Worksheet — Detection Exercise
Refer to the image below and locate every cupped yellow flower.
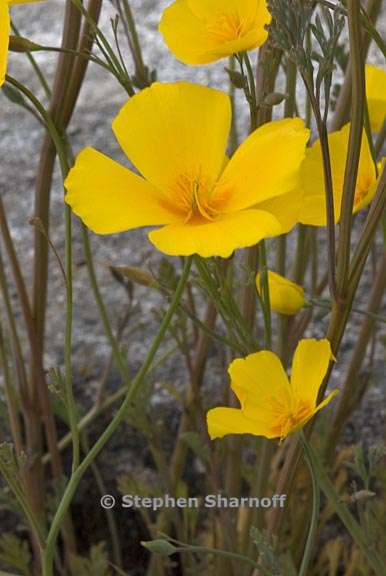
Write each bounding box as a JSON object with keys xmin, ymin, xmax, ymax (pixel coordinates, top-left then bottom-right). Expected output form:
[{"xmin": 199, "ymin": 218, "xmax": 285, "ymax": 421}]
[
  {"xmin": 207, "ymin": 339, "xmax": 337, "ymax": 441},
  {"xmin": 298, "ymin": 123, "xmax": 383, "ymax": 227},
  {"xmin": 0, "ymin": 0, "xmax": 41, "ymax": 86},
  {"xmin": 366, "ymin": 64, "xmax": 386, "ymax": 133},
  {"xmin": 159, "ymin": 0, "xmax": 271, "ymax": 65},
  {"xmin": 65, "ymin": 82, "xmax": 309, "ymax": 258},
  {"xmin": 256, "ymin": 270, "xmax": 307, "ymax": 315}
]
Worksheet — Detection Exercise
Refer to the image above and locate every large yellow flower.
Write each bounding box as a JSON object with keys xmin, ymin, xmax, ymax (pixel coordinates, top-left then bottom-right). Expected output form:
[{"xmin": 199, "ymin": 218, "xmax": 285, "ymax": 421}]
[
  {"xmin": 65, "ymin": 82, "xmax": 309, "ymax": 258},
  {"xmin": 207, "ymin": 339, "xmax": 337, "ymax": 441},
  {"xmin": 366, "ymin": 64, "xmax": 386, "ymax": 133},
  {"xmin": 159, "ymin": 0, "xmax": 271, "ymax": 65},
  {"xmin": 298, "ymin": 123, "xmax": 382, "ymax": 227},
  {"xmin": 0, "ymin": 0, "xmax": 41, "ymax": 86},
  {"xmin": 256, "ymin": 270, "xmax": 307, "ymax": 315}
]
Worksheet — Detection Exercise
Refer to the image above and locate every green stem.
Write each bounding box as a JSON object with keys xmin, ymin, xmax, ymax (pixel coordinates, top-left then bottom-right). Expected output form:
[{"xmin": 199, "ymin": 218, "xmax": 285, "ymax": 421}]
[
  {"xmin": 258, "ymin": 241, "xmax": 272, "ymax": 349},
  {"xmin": 158, "ymin": 535, "xmax": 272, "ymax": 574},
  {"xmin": 11, "ymin": 23, "xmax": 52, "ymax": 99},
  {"xmin": 120, "ymin": 0, "xmax": 149, "ymax": 85},
  {"xmin": 300, "ymin": 434, "xmax": 386, "ymax": 575},
  {"xmin": 64, "ymin": 203, "xmax": 79, "ymax": 473},
  {"xmin": 5, "ymin": 75, "xmax": 79, "ymax": 473},
  {"xmin": 41, "ymin": 257, "xmax": 193, "ymax": 575},
  {"xmin": 243, "ymin": 52, "xmax": 258, "ymax": 130},
  {"xmin": 336, "ymin": 0, "xmax": 366, "ymax": 298},
  {"xmin": 82, "ymin": 226, "xmax": 132, "ymax": 383},
  {"xmin": 310, "ymin": 298, "xmax": 386, "ymax": 324},
  {"xmin": 298, "ymin": 432, "xmax": 320, "ymax": 576},
  {"xmin": 176, "ymin": 546, "xmax": 268, "ymax": 573}
]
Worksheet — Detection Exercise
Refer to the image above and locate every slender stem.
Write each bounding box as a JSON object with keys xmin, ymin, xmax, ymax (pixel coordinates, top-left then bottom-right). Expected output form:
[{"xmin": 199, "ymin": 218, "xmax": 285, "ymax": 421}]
[
  {"xmin": 325, "ymin": 253, "xmax": 386, "ymax": 458},
  {"xmin": 43, "ymin": 344, "xmax": 178, "ymax": 464},
  {"xmin": 298, "ymin": 432, "xmax": 320, "ymax": 576},
  {"xmin": 11, "ymin": 23, "xmax": 52, "ymax": 99},
  {"xmin": 82, "ymin": 226, "xmax": 132, "ymax": 383},
  {"xmin": 120, "ymin": 0, "xmax": 149, "ymax": 85},
  {"xmin": 41, "ymin": 257, "xmax": 193, "ymax": 575},
  {"xmin": 310, "ymin": 298, "xmax": 386, "ymax": 324},
  {"xmin": 336, "ymin": 0, "xmax": 365, "ymax": 298},
  {"xmin": 258, "ymin": 241, "xmax": 272, "ymax": 349},
  {"xmin": 0, "ymin": 319, "xmax": 24, "ymax": 455},
  {"xmin": 304, "ymin": 82, "xmax": 338, "ymax": 302},
  {"xmin": 173, "ymin": 546, "xmax": 269, "ymax": 573},
  {"xmin": 81, "ymin": 434, "xmax": 122, "ymax": 568},
  {"xmin": 64, "ymin": 204, "xmax": 79, "ymax": 472}
]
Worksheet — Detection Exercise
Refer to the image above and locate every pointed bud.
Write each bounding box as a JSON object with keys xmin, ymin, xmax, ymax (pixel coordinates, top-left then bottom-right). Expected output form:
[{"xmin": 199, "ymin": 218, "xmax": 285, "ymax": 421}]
[
  {"xmin": 141, "ymin": 540, "xmax": 178, "ymax": 556},
  {"xmin": 9, "ymin": 36, "xmax": 43, "ymax": 53}
]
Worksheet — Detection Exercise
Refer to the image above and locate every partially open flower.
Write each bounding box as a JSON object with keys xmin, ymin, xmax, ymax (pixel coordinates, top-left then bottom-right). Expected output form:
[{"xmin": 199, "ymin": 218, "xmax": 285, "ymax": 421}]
[
  {"xmin": 65, "ymin": 82, "xmax": 309, "ymax": 258},
  {"xmin": 207, "ymin": 339, "xmax": 337, "ymax": 441},
  {"xmin": 1, "ymin": 0, "xmax": 42, "ymax": 86},
  {"xmin": 298, "ymin": 123, "xmax": 383, "ymax": 226},
  {"xmin": 159, "ymin": 0, "xmax": 271, "ymax": 65},
  {"xmin": 256, "ymin": 270, "xmax": 307, "ymax": 315},
  {"xmin": 366, "ymin": 64, "xmax": 386, "ymax": 133}
]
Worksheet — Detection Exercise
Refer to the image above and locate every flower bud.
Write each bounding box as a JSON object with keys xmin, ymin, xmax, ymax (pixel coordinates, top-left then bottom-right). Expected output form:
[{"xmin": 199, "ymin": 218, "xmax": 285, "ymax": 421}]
[
  {"xmin": 9, "ymin": 36, "xmax": 42, "ymax": 53},
  {"xmin": 141, "ymin": 539, "xmax": 178, "ymax": 556},
  {"xmin": 256, "ymin": 270, "xmax": 307, "ymax": 315}
]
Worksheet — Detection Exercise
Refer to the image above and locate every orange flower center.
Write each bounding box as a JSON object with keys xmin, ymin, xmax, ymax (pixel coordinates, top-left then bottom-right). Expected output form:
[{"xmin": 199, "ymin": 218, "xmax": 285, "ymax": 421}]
[
  {"xmin": 206, "ymin": 12, "xmax": 254, "ymax": 43},
  {"xmin": 271, "ymin": 401, "xmax": 312, "ymax": 440},
  {"xmin": 161, "ymin": 171, "xmax": 221, "ymax": 224}
]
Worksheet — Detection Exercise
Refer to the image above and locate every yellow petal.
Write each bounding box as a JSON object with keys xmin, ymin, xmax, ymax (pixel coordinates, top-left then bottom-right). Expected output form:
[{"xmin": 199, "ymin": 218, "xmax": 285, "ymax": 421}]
[
  {"xmin": 257, "ymin": 187, "xmax": 302, "ymax": 234},
  {"xmin": 290, "ymin": 339, "xmax": 333, "ymax": 407},
  {"xmin": 207, "ymin": 407, "xmax": 277, "ymax": 440},
  {"xmin": 65, "ymin": 148, "xmax": 179, "ymax": 234},
  {"xmin": 112, "ymin": 82, "xmax": 231, "ymax": 193},
  {"xmin": 0, "ymin": 1, "xmax": 10, "ymax": 87},
  {"xmin": 214, "ymin": 118, "xmax": 309, "ymax": 212},
  {"xmin": 159, "ymin": 0, "xmax": 271, "ymax": 65},
  {"xmin": 228, "ymin": 350, "xmax": 290, "ymax": 411},
  {"xmin": 366, "ymin": 64, "xmax": 386, "ymax": 133},
  {"xmin": 148, "ymin": 208, "xmax": 281, "ymax": 257},
  {"xmin": 299, "ymin": 124, "xmax": 378, "ymax": 226},
  {"xmin": 256, "ymin": 270, "xmax": 306, "ymax": 315}
]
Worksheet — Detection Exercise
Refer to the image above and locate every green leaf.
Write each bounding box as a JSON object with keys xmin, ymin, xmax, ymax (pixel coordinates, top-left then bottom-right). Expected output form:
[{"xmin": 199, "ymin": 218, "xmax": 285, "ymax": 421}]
[{"xmin": 0, "ymin": 534, "xmax": 31, "ymax": 576}]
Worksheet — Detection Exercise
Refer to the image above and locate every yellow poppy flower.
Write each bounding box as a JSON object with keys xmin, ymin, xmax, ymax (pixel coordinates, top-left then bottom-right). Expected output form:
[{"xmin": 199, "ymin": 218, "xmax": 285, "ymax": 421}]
[
  {"xmin": 298, "ymin": 123, "xmax": 383, "ymax": 227},
  {"xmin": 65, "ymin": 82, "xmax": 309, "ymax": 258},
  {"xmin": 366, "ymin": 64, "xmax": 386, "ymax": 133},
  {"xmin": 207, "ymin": 339, "xmax": 337, "ymax": 441},
  {"xmin": 256, "ymin": 270, "xmax": 307, "ymax": 315},
  {"xmin": 159, "ymin": 0, "xmax": 271, "ymax": 65},
  {"xmin": 0, "ymin": 0, "xmax": 41, "ymax": 87}
]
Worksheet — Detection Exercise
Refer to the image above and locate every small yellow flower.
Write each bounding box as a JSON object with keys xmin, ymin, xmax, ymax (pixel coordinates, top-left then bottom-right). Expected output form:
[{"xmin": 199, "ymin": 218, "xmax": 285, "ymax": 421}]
[
  {"xmin": 256, "ymin": 270, "xmax": 307, "ymax": 315},
  {"xmin": 65, "ymin": 82, "xmax": 309, "ymax": 258},
  {"xmin": 298, "ymin": 123, "xmax": 383, "ymax": 226},
  {"xmin": 159, "ymin": 0, "xmax": 271, "ymax": 65},
  {"xmin": 1, "ymin": 0, "xmax": 42, "ymax": 86},
  {"xmin": 366, "ymin": 64, "xmax": 386, "ymax": 133},
  {"xmin": 207, "ymin": 339, "xmax": 337, "ymax": 441}
]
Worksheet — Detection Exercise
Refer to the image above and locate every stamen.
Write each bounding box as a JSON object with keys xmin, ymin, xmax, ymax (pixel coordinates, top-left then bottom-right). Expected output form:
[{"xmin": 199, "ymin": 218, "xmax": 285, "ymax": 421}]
[{"xmin": 205, "ymin": 12, "xmax": 253, "ymax": 43}]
